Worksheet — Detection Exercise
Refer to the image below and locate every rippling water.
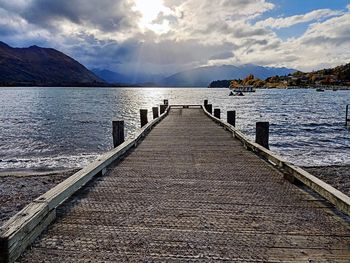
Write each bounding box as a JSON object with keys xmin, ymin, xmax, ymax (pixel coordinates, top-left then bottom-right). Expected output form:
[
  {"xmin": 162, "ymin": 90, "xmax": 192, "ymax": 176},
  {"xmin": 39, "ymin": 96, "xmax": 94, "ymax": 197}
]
[{"xmin": 0, "ymin": 87, "xmax": 349, "ymax": 170}]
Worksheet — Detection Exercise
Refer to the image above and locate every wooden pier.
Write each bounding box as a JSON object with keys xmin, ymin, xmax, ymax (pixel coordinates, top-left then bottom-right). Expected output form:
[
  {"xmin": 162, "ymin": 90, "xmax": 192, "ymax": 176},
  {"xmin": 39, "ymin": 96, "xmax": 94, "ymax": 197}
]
[{"xmin": 1, "ymin": 104, "xmax": 350, "ymax": 262}]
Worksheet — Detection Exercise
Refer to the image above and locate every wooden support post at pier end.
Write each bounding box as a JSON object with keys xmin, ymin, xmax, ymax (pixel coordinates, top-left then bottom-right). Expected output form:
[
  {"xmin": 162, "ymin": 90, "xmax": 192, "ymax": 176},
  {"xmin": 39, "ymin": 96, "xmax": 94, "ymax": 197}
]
[
  {"xmin": 152, "ymin": 107, "xmax": 159, "ymax": 119},
  {"xmin": 163, "ymin": 99, "xmax": 169, "ymax": 105},
  {"xmin": 206, "ymin": 104, "xmax": 213, "ymax": 114},
  {"xmin": 214, "ymin": 108, "xmax": 221, "ymax": 119},
  {"xmin": 227, "ymin": 111, "xmax": 236, "ymax": 127},
  {"xmin": 160, "ymin": 105, "xmax": 167, "ymax": 115},
  {"xmin": 204, "ymin": 100, "xmax": 208, "ymax": 106},
  {"xmin": 140, "ymin": 109, "xmax": 148, "ymax": 128},
  {"xmin": 112, "ymin": 120, "xmax": 125, "ymax": 148},
  {"xmin": 346, "ymin": 104, "xmax": 349, "ymax": 126},
  {"xmin": 256, "ymin": 122, "xmax": 269, "ymax": 149}
]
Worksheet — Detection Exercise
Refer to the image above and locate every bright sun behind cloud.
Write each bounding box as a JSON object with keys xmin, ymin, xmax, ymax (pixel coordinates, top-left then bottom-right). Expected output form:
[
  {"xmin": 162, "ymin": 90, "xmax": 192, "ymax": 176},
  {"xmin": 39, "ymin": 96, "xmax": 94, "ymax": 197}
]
[{"xmin": 133, "ymin": 0, "xmax": 172, "ymax": 34}]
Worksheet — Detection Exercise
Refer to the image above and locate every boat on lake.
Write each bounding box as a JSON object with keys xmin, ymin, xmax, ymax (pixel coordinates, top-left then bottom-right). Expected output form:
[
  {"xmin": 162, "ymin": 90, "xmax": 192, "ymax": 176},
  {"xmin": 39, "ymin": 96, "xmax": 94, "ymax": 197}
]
[
  {"xmin": 229, "ymin": 91, "xmax": 244, "ymax": 96},
  {"xmin": 233, "ymin": 85, "xmax": 256, "ymax": 92}
]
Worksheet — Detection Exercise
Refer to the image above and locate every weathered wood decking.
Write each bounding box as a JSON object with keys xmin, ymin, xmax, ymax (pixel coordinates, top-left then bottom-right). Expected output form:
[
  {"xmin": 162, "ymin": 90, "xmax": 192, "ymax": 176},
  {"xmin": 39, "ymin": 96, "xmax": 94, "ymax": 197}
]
[{"xmin": 13, "ymin": 107, "xmax": 350, "ymax": 261}]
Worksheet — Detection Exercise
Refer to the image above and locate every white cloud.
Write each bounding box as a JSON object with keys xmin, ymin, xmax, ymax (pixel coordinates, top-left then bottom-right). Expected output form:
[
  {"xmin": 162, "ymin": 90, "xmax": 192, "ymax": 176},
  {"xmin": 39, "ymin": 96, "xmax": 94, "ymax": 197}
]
[
  {"xmin": 256, "ymin": 9, "xmax": 344, "ymax": 29},
  {"xmin": 242, "ymin": 13, "xmax": 350, "ymax": 71}
]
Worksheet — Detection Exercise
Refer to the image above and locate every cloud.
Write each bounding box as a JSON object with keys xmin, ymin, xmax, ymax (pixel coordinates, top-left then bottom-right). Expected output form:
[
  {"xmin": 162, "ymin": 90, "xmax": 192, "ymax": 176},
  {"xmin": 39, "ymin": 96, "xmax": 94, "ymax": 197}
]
[
  {"xmin": 256, "ymin": 9, "xmax": 344, "ymax": 29},
  {"xmin": 241, "ymin": 13, "xmax": 350, "ymax": 71},
  {"xmin": 22, "ymin": 0, "xmax": 139, "ymax": 33},
  {"xmin": 0, "ymin": 0, "xmax": 349, "ymax": 74},
  {"xmin": 210, "ymin": 52, "xmax": 235, "ymax": 61}
]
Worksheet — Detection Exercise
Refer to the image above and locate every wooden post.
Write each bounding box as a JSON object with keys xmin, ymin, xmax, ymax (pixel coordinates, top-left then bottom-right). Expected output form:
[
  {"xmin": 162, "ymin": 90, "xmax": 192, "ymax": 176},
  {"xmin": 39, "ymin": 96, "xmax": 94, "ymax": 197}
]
[
  {"xmin": 160, "ymin": 104, "xmax": 167, "ymax": 114},
  {"xmin": 112, "ymin": 120, "xmax": 124, "ymax": 148},
  {"xmin": 204, "ymin": 100, "xmax": 208, "ymax": 106},
  {"xmin": 152, "ymin": 107, "xmax": 159, "ymax": 119},
  {"xmin": 227, "ymin": 111, "xmax": 236, "ymax": 126},
  {"xmin": 214, "ymin": 108, "xmax": 221, "ymax": 119},
  {"xmin": 206, "ymin": 104, "xmax": 213, "ymax": 114},
  {"xmin": 140, "ymin": 109, "xmax": 148, "ymax": 128},
  {"xmin": 163, "ymin": 99, "xmax": 169, "ymax": 105},
  {"xmin": 256, "ymin": 122, "xmax": 269, "ymax": 149},
  {"xmin": 346, "ymin": 105, "xmax": 349, "ymax": 126}
]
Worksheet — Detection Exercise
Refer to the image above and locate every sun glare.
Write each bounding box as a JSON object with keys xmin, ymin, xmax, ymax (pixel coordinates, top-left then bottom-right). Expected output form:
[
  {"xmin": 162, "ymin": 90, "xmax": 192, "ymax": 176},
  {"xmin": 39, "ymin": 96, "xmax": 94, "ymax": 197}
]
[{"xmin": 133, "ymin": 0, "xmax": 171, "ymax": 34}]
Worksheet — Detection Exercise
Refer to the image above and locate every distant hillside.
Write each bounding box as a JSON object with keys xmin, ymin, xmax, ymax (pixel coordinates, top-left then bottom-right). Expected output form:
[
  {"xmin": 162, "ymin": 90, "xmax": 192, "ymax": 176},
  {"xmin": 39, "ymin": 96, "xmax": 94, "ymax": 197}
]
[
  {"xmin": 91, "ymin": 68, "xmax": 130, "ymax": 84},
  {"xmin": 0, "ymin": 42, "xmax": 105, "ymax": 86},
  {"xmin": 297, "ymin": 63, "xmax": 350, "ymax": 84},
  {"xmin": 216, "ymin": 63, "xmax": 350, "ymax": 88},
  {"xmin": 160, "ymin": 64, "xmax": 295, "ymax": 87}
]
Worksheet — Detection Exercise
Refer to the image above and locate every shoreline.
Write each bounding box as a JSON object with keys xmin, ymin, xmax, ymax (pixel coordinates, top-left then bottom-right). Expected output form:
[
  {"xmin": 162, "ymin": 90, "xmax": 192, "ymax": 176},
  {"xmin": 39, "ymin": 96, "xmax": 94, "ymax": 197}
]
[
  {"xmin": 0, "ymin": 168, "xmax": 78, "ymax": 178},
  {"xmin": 0, "ymin": 168, "xmax": 80, "ymax": 226}
]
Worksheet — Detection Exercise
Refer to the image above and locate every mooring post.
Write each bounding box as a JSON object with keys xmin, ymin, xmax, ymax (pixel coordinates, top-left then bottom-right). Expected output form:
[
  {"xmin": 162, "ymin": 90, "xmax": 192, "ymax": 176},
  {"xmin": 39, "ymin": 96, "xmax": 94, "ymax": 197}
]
[
  {"xmin": 256, "ymin": 122, "xmax": 269, "ymax": 149},
  {"xmin": 112, "ymin": 120, "xmax": 125, "ymax": 148},
  {"xmin": 140, "ymin": 109, "xmax": 148, "ymax": 128},
  {"xmin": 160, "ymin": 104, "xmax": 167, "ymax": 114},
  {"xmin": 346, "ymin": 105, "xmax": 349, "ymax": 126},
  {"xmin": 206, "ymin": 104, "xmax": 213, "ymax": 114},
  {"xmin": 204, "ymin": 100, "xmax": 208, "ymax": 106},
  {"xmin": 152, "ymin": 107, "xmax": 159, "ymax": 119},
  {"xmin": 227, "ymin": 111, "xmax": 236, "ymax": 126},
  {"xmin": 214, "ymin": 108, "xmax": 221, "ymax": 119},
  {"xmin": 164, "ymin": 99, "xmax": 169, "ymax": 105}
]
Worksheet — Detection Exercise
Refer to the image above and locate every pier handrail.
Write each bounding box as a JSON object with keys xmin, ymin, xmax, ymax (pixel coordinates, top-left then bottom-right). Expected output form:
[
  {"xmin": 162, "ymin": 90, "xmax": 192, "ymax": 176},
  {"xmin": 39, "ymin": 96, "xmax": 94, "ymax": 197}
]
[
  {"xmin": 202, "ymin": 105, "xmax": 350, "ymax": 217},
  {"xmin": 0, "ymin": 105, "xmax": 171, "ymax": 263}
]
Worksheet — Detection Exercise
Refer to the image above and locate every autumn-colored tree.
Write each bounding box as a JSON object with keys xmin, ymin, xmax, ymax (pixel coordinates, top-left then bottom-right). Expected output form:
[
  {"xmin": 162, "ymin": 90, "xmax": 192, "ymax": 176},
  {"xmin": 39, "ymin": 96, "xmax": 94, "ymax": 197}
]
[
  {"xmin": 253, "ymin": 80, "xmax": 265, "ymax": 88},
  {"xmin": 229, "ymin": 80, "xmax": 240, "ymax": 88}
]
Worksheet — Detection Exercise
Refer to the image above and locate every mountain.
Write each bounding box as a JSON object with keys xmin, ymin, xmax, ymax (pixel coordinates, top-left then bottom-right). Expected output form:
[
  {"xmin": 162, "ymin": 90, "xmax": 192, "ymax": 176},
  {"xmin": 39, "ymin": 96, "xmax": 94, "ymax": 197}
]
[
  {"xmin": 160, "ymin": 64, "xmax": 295, "ymax": 87},
  {"xmin": 0, "ymin": 42, "xmax": 105, "ymax": 86},
  {"xmin": 92, "ymin": 68, "xmax": 165, "ymax": 85},
  {"xmin": 91, "ymin": 68, "xmax": 130, "ymax": 84}
]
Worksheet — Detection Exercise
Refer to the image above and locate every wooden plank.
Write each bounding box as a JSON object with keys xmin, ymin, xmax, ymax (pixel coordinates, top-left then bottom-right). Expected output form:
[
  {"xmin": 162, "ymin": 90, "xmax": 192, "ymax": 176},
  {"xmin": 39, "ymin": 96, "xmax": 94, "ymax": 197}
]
[
  {"xmin": 0, "ymin": 106, "xmax": 170, "ymax": 263},
  {"xmin": 202, "ymin": 105, "xmax": 350, "ymax": 217},
  {"xmin": 8, "ymin": 210, "xmax": 55, "ymax": 263},
  {"xmin": 0, "ymin": 203, "xmax": 50, "ymax": 263}
]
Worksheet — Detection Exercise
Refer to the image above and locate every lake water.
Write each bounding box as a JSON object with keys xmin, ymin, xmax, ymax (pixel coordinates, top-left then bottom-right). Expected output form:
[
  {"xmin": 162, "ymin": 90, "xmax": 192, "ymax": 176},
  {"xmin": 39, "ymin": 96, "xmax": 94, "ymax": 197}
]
[{"xmin": 0, "ymin": 87, "xmax": 349, "ymax": 171}]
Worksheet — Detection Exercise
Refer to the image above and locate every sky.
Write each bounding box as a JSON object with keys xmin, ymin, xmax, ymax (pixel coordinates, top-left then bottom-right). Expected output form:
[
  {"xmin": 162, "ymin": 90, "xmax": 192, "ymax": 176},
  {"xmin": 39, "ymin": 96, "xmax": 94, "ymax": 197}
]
[{"xmin": 0, "ymin": 0, "xmax": 350, "ymax": 75}]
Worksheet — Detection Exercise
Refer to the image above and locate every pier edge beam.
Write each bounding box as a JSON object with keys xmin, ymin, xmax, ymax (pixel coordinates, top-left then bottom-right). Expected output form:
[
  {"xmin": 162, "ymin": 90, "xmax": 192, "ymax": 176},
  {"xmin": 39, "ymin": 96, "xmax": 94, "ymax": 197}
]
[
  {"xmin": 140, "ymin": 109, "xmax": 148, "ymax": 128},
  {"xmin": 256, "ymin": 121, "xmax": 270, "ymax": 149},
  {"xmin": 214, "ymin": 108, "xmax": 221, "ymax": 119},
  {"xmin": 152, "ymin": 107, "xmax": 159, "ymax": 119},
  {"xmin": 227, "ymin": 110, "xmax": 236, "ymax": 126},
  {"xmin": 112, "ymin": 120, "xmax": 125, "ymax": 148}
]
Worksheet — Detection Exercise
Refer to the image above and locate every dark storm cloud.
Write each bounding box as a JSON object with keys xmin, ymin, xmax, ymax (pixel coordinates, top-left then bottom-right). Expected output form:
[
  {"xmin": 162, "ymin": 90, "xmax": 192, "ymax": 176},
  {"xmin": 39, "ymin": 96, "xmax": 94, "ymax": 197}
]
[{"xmin": 21, "ymin": 0, "xmax": 138, "ymax": 32}]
